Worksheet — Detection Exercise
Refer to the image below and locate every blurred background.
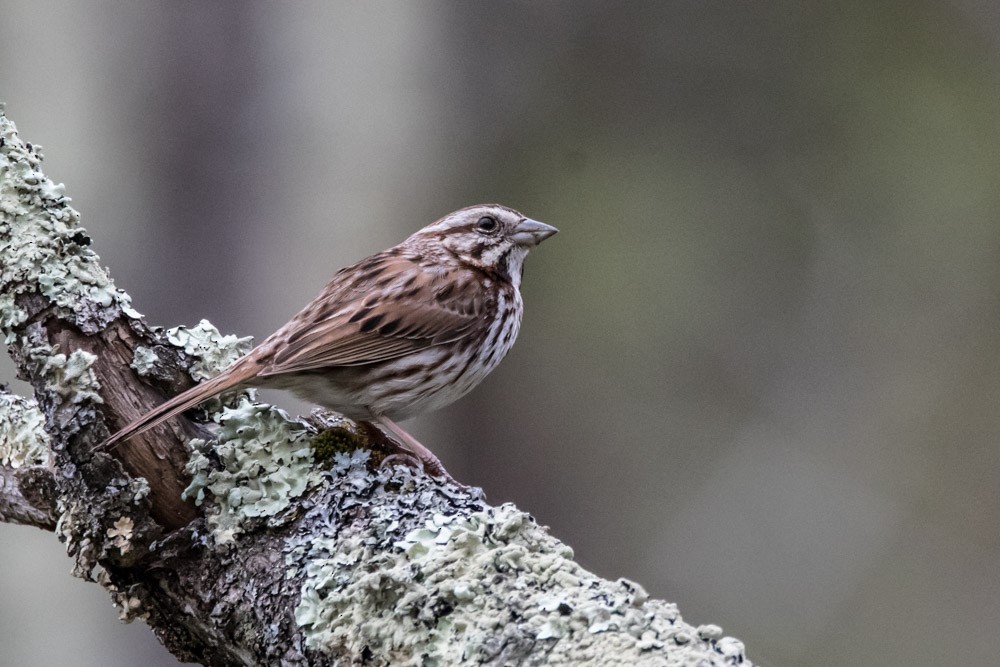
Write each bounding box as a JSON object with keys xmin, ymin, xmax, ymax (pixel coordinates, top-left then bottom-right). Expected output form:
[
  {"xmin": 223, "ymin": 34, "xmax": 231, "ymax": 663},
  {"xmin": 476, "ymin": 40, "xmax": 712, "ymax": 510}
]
[{"xmin": 2, "ymin": 1, "xmax": 1000, "ymax": 665}]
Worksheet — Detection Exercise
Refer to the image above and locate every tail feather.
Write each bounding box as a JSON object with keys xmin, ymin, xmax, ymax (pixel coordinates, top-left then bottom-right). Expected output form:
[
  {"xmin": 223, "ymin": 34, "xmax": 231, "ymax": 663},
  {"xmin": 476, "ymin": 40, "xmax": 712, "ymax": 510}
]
[{"xmin": 101, "ymin": 361, "xmax": 259, "ymax": 451}]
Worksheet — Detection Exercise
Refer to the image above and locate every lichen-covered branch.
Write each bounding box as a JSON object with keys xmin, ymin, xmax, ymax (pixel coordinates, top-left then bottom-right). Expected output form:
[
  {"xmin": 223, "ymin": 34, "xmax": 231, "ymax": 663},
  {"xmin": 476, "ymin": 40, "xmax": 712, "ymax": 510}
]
[
  {"xmin": 0, "ymin": 391, "xmax": 57, "ymax": 529},
  {"xmin": 0, "ymin": 106, "xmax": 754, "ymax": 666}
]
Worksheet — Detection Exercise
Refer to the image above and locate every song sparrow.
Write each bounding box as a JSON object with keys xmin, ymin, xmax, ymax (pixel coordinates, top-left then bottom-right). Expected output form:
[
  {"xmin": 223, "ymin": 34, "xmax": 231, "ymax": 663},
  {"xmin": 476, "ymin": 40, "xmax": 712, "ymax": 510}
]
[{"xmin": 102, "ymin": 204, "xmax": 557, "ymax": 482}]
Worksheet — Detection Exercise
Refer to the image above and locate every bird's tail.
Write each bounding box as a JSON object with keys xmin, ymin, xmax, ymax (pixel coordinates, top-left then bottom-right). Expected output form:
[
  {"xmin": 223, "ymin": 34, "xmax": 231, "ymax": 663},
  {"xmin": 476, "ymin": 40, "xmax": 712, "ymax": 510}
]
[{"xmin": 100, "ymin": 360, "xmax": 260, "ymax": 451}]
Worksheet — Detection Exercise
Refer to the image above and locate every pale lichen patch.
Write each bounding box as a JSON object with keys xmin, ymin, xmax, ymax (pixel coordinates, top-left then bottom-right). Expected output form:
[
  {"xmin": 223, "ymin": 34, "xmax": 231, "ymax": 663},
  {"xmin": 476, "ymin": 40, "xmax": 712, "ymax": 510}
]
[
  {"xmin": 292, "ymin": 500, "xmax": 749, "ymax": 665},
  {"xmin": 17, "ymin": 329, "xmax": 103, "ymax": 405},
  {"xmin": 0, "ymin": 392, "xmax": 49, "ymax": 467},
  {"xmin": 0, "ymin": 112, "xmax": 131, "ymax": 340},
  {"xmin": 183, "ymin": 398, "xmax": 317, "ymax": 543},
  {"xmin": 130, "ymin": 345, "xmax": 160, "ymax": 376},
  {"xmin": 107, "ymin": 516, "xmax": 135, "ymax": 554},
  {"xmin": 165, "ymin": 319, "xmax": 252, "ymax": 381},
  {"xmin": 51, "ymin": 349, "xmax": 102, "ymax": 404}
]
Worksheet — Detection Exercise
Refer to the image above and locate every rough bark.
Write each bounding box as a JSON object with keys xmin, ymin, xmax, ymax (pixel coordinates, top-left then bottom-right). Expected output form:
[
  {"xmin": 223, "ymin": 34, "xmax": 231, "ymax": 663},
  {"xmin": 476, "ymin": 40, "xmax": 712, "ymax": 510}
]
[
  {"xmin": 0, "ymin": 458, "xmax": 58, "ymax": 529},
  {"xmin": 0, "ymin": 107, "xmax": 754, "ymax": 666}
]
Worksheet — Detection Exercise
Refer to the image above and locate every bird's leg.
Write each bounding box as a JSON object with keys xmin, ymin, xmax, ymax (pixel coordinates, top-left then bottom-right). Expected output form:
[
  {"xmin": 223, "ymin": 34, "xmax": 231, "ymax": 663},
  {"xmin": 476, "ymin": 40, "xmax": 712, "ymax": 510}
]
[{"xmin": 368, "ymin": 413, "xmax": 460, "ymax": 486}]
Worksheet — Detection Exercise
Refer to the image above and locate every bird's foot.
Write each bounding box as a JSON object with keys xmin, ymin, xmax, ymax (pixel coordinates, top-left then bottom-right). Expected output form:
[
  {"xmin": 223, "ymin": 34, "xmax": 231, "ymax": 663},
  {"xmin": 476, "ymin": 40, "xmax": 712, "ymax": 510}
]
[{"xmin": 362, "ymin": 416, "xmax": 464, "ymax": 488}]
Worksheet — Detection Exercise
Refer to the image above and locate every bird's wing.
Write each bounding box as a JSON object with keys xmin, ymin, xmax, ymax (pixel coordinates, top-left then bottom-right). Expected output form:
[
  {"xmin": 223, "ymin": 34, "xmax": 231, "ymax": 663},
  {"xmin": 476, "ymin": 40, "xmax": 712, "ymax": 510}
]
[{"xmin": 261, "ymin": 254, "xmax": 490, "ymax": 375}]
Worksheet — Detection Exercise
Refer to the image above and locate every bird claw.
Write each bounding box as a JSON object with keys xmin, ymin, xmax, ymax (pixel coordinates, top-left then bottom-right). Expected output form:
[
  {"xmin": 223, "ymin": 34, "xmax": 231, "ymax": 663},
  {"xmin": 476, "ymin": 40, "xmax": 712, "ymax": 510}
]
[
  {"xmin": 379, "ymin": 445, "xmax": 465, "ymax": 489},
  {"xmin": 361, "ymin": 418, "xmax": 464, "ymax": 488},
  {"xmin": 379, "ymin": 452, "xmax": 424, "ymax": 472}
]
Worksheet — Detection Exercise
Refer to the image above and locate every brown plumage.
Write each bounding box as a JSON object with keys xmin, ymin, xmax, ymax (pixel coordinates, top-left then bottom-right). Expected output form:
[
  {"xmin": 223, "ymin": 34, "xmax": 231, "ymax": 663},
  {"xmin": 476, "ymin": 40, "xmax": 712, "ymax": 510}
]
[{"xmin": 101, "ymin": 204, "xmax": 557, "ymax": 481}]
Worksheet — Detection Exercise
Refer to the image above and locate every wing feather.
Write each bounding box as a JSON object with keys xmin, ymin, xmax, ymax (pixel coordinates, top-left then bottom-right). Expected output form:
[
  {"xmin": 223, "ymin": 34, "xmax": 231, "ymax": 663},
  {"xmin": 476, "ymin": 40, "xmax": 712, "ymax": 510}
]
[{"xmin": 260, "ymin": 254, "xmax": 489, "ymax": 375}]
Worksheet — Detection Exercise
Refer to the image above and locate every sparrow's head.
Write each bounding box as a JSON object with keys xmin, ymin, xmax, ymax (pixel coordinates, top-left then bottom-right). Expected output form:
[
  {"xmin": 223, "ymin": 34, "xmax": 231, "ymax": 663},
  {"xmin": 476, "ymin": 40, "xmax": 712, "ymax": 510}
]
[{"xmin": 413, "ymin": 204, "xmax": 557, "ymax": 284}]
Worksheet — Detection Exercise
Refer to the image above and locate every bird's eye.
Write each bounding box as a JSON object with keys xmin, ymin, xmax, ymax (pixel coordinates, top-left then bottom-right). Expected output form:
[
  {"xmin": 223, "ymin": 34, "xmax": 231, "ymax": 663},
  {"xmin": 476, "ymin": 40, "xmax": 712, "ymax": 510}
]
[{"xmin": 475, "ymin": 216, "xmax": 500, "ymax": 234}]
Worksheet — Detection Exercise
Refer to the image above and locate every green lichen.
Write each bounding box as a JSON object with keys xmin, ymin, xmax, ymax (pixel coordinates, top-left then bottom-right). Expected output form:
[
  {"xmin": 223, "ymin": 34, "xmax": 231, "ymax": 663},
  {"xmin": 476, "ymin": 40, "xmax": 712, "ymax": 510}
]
[
  {"xmin": 130, "ymin": 345, "xmax": 160, "ymax": 376},
  {"xmin": 49, "ymin": 349, "xmax": 102, "ymax": 404},
  {"xmin": 0, "ymin": 111, "xmax": 137, "ymax": 343},
  {"xmin": 0, "ymin": 392, "xmax": 49, "ymax": 467},
  {"xmin": 292, "ymin": 502, "xmax": 748, "ymax": 666},
  {"xmin": 165, "ymin": 319, "xmax": 252, "ymax": 381},
  {"xmin": 183, "ymin": 397, "xmax": 318, "ymax": 543},
  {"xmin": 18, "ymin": 332, "xmax": 102, "ymax": 405}
]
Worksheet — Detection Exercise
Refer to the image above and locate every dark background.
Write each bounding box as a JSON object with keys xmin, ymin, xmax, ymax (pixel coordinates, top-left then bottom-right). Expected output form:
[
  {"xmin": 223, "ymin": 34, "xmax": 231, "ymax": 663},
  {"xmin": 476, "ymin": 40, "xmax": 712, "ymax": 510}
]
[{"xmin": 2, "ymin": 2, "xmax": 1000, "ymax": 665}]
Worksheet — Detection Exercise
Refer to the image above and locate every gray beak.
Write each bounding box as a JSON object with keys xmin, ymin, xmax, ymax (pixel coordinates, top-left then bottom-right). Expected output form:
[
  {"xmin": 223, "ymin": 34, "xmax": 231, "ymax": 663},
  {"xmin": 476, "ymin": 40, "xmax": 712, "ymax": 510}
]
[{"xmin": 510, "ymin": 218, "xmax": 558, "ymax": 247}]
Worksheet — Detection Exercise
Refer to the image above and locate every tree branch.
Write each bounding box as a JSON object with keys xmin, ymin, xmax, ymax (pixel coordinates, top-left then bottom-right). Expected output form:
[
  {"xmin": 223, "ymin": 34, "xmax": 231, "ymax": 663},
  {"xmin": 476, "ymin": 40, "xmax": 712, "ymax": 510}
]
[{"xmin": 0, "ymin": 107, "xmax": 754, "ymax": 666}]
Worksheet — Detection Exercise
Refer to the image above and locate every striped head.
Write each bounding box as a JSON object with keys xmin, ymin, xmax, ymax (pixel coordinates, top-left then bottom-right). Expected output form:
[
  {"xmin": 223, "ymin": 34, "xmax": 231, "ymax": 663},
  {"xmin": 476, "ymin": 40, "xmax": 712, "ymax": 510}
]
[{"xmin": 405, "ymin": 204, "xmax": 557, "ymax": 287}]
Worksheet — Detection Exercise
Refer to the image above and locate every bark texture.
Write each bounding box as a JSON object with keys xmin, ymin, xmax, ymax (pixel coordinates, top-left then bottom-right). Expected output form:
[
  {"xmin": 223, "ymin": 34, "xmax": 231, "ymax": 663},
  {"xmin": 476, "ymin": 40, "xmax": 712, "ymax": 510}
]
[{"xmin": 0, "ymin": 108, "xmax": 754, "ymax": 666}]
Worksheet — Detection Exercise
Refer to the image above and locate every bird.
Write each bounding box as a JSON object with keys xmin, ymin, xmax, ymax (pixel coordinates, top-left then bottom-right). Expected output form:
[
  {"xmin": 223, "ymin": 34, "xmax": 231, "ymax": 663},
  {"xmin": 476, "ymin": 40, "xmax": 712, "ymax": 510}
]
[{"xmin": 101, "ymin": 204, "xmax": 558, "ymax": 483}]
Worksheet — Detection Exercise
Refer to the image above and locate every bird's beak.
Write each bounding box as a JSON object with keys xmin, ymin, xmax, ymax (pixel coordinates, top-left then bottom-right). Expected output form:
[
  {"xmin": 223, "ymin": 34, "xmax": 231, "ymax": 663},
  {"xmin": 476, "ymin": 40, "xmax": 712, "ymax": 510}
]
[{"xmin": 511, "ymin": 218, "xmax": 558, "ymax": 247}]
